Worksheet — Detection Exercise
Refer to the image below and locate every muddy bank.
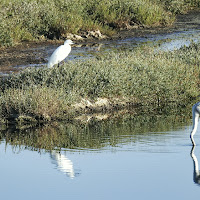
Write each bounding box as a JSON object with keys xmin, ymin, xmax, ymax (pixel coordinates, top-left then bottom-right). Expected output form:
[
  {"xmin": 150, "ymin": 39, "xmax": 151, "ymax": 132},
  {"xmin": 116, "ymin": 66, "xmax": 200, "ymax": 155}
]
[
  {"xmin": 0, "ymin": 41, "xmax": 55, "ymax": 76},
  {"xmin": 0, "ymin": 10, "xmax": 200, "ymax": 76}
]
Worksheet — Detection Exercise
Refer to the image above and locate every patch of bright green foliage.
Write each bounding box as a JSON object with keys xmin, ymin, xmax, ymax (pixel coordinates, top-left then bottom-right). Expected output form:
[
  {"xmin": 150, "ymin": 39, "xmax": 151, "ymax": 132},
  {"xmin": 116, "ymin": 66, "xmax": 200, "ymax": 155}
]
[
  {"xmin": 1, "ymin": 0, "xmax": 199, "ymax": 47},
  {"xmin": 0, "ymin": 43, "xmax": 200, "ymax": 123}
]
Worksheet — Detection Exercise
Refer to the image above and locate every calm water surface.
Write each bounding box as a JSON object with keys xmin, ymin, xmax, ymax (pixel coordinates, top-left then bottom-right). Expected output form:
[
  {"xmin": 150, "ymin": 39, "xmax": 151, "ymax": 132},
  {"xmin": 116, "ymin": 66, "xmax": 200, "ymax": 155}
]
[
  {"xmin": 45, "ymin": 29, "xmax": 200, "ymax": 62},
  {"xmin": 0, "ymin": 114, "xmax": 199, "ymax": 200}
]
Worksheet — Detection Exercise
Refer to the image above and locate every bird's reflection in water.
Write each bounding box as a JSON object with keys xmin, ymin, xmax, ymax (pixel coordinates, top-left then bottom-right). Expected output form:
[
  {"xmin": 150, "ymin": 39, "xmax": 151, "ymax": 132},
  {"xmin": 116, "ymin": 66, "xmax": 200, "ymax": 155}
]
[
  {"xmin": 50, "ymin": 151, "xmax": 80, "ymax": 179},
  {"xmin": 190, "ymin": 146, "xmax": 200, "ymax": 185}
]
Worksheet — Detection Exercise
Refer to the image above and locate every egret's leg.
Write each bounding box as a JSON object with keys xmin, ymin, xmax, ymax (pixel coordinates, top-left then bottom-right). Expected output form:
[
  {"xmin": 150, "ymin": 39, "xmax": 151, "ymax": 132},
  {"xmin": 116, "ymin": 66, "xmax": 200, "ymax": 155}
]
[{"xmin": 191, "ymin": 104, "xmax": 199, "ymax": 146}]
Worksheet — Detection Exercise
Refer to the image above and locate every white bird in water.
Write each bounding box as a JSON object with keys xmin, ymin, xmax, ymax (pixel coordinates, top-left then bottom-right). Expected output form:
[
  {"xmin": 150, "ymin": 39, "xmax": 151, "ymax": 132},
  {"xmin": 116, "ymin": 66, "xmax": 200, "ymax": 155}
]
[
  {"xmin": 190, "ymin": 102, "xmax": 200, "ymax": 146},
  {"xmin": 48, "ymin": 39, "xmax": 74, "ymax": 68}
]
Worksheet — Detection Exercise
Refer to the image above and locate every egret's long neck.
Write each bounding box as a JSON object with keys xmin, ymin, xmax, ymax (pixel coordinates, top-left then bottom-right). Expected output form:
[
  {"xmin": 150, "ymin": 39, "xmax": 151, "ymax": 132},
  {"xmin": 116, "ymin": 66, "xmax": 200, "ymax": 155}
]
[
  {"xmin": 191, "ymin": 106, "xmax": 199, "ymax": 146},
  {"xmin": 65, "ymin": 44, "xmax": 71, "ymax": 48}
]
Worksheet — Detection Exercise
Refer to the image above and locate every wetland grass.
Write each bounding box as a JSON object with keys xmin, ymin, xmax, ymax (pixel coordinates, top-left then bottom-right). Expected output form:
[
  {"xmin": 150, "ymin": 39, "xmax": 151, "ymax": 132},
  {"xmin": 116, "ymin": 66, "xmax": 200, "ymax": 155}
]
[
  {"xmin": 1, "ymin": 43, "xmax": 200, "ymax": 124},
  {"xmin": 1, "ymin": 0, "xmax": 200, "ymax": 47}
]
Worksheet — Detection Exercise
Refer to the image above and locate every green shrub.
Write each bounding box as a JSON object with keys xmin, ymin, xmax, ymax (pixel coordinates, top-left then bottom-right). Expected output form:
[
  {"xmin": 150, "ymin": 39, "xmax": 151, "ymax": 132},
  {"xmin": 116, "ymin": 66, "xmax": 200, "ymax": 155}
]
[
  {"xmin": 0, "ymin": 86, "xmax": 72, "ymax": 121},
  {"xmin": 1, "ymin": 43, "xmax": 200, "ymax": 123},
  {"xmin": 0, "ymin": 0, "xmax": 182, "ymax": 47},
  {"xmin": 156, "ymin": 0, "xmax": 200, "ymax": 14}
]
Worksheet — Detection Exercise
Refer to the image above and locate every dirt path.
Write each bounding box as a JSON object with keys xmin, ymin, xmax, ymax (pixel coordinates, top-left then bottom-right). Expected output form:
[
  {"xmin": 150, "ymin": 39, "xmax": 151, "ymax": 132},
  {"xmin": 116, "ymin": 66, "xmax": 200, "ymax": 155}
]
[{"xmin": 0, "ymin": 10, "xmax": 200, "ymax": 76}]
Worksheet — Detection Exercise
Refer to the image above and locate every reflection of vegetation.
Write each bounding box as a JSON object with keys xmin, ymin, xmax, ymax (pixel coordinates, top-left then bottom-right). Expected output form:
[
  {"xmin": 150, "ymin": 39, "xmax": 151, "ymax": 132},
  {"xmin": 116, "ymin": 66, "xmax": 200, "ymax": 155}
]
[{"xmin": 0, "ymin": 106, "xmax": 192, "ymax": 152}]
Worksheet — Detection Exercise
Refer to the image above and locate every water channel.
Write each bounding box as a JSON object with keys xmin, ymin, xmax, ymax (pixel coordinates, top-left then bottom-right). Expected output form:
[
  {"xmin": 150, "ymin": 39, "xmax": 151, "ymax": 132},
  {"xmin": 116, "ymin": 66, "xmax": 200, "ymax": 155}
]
[
  {"xmin": 0, "ymin": 112, "xmax": 199, "ymax": 199},
  {"xmin": 1, "ymin": 27, "xmax": 200, "ymax": 77}
]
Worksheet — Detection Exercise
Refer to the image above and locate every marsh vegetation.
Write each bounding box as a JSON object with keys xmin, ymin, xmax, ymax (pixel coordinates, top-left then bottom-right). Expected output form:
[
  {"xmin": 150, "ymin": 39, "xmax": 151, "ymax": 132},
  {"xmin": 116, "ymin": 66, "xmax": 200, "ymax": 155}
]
[
  {"xmin": 0, "ymin": 42, "xmax": 200, "ymax": 124},
  {"xmin": 1, "ymin": 0, "xmax": 200, "ymax": 47}
]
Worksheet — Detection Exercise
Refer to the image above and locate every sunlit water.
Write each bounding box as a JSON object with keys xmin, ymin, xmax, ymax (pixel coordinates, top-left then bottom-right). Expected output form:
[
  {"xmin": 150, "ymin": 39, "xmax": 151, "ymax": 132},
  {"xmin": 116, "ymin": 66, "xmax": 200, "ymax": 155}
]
[
  {"xmin": 0, "ymin": 115, "xmax": 200, "ymax": 200},
  {"xmin": 40, "ymin": 29, "xmax": 200, "ymax": 61}
]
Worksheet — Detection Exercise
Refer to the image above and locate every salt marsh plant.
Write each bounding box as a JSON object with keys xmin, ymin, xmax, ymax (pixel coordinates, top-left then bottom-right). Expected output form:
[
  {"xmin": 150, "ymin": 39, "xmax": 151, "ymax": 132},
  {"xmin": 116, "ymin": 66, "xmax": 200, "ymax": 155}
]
[
  {"xmin": 1, "ymin": 43, "xmax": 200, "ymax": 123},
  {"xmin": 0, "ymin": 0, "xmax": 190, "ymax": 47},
  {"xmin": 1, "ymin": 0, "xmax": 200, "ymax": 47},
  {"xmin": 158, "ymin": 0, "xmax": 200, "ymax": 14}
]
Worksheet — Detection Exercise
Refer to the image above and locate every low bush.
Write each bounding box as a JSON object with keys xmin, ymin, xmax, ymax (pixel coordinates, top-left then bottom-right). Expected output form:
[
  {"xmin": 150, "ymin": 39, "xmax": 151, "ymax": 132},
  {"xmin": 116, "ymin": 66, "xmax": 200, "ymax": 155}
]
[
  {"xmin": 1, "ymin": 43, "xmax": 200, "ymax": 123},
  {"xmin": 0, "ymin": 0, "xmax": 181, "ymax": 47}
]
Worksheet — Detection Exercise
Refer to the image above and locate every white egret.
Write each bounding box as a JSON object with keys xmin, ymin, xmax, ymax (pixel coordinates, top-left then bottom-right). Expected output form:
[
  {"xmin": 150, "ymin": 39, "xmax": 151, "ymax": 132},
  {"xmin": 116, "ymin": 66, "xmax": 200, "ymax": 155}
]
[
  {"xmin": 190, "ymin": 102, "xmax": 200, "ymax": 146},
  {"xmin": 47, "ymin": 39, "xmax": 74, "ymax": 68}
]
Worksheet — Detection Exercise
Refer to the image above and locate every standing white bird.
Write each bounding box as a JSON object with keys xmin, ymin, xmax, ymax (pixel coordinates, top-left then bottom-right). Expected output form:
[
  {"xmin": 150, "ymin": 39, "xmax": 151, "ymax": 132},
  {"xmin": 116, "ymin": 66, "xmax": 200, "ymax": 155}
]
[
  {"xmin": 190, "ymin": 102, "xmax": 200, "ymax": 146},
  {"xmin": 48, "ymin": 39, "xmax": 74, "ymax": 68}
]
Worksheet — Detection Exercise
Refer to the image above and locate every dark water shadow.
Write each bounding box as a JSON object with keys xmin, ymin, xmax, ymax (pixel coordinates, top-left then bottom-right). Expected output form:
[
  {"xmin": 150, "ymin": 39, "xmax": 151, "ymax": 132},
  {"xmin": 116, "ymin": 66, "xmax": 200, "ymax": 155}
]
[{"xmin": 0, "ymin": 106, "xmax": 192, "ymax": 152}]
